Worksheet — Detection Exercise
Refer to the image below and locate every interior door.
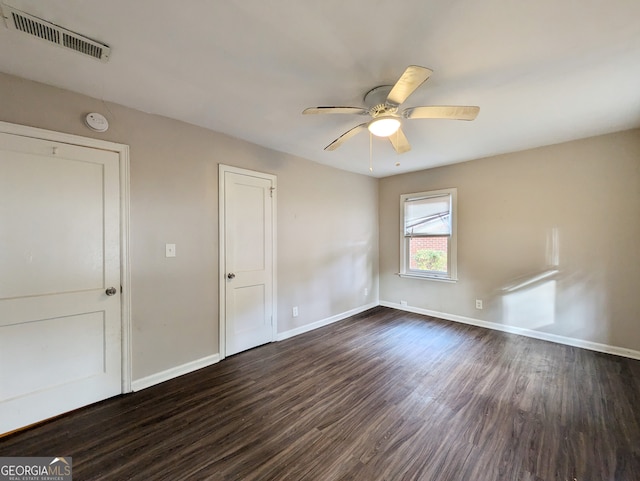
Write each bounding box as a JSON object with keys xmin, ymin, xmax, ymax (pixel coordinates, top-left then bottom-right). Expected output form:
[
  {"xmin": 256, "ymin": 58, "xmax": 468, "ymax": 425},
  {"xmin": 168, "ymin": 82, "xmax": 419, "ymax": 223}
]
[
  {"xmin": 221, "ymin": 166, "xmax": 275, "ymax": 357},
  {"xmin": 0, "ymin": 132, "xmax": 122, "ymax": 434}
]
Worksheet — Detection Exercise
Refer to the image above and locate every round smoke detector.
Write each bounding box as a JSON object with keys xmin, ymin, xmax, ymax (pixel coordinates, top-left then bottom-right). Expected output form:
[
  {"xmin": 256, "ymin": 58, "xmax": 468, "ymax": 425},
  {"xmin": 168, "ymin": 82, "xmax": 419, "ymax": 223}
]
[{"xmin": 85, "ymin": 112, "xmax": 109, "ymax": 132}]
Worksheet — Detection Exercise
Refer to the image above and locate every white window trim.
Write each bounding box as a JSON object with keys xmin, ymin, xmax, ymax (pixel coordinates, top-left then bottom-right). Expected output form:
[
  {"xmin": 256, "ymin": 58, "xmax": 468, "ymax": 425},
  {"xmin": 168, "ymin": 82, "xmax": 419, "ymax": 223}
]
[{"xmin": 399, "ymin": 187, "xmax": 458, "ymax": 282}]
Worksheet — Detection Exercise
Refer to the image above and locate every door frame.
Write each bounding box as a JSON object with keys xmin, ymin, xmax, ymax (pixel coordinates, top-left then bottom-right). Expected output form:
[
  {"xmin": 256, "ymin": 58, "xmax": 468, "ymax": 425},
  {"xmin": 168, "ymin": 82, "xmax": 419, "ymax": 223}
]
[
  {"xmin": 218, "ymin": 164, "xmax": 277, "ymax": 360},
  {"xmin": 0, "ymin": 120, "xmax": 133, "ymax": 393}
]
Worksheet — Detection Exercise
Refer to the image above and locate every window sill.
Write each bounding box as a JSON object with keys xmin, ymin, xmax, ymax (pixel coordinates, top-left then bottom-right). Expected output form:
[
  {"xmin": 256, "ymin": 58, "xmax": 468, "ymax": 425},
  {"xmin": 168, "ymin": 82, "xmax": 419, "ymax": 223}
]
[{"xmin": 397, "ymin": 273, "xmax": 458, "ymax": 283}]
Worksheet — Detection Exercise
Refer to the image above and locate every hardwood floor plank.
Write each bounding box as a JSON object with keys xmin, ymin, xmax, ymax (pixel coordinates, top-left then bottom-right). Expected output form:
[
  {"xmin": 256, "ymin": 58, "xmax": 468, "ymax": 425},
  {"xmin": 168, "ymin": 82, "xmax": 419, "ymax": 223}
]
[{"xmin": 2, "ymin": 306, "xmax": 639, "ymax": 480}]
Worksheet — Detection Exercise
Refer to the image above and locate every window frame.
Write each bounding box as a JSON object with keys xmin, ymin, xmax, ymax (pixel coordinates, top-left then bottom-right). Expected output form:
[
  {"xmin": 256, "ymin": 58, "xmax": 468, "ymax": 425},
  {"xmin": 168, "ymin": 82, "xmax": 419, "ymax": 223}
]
[{"xmin": 399, "ymin": 188, "xmax": 458, "ymax": 282}]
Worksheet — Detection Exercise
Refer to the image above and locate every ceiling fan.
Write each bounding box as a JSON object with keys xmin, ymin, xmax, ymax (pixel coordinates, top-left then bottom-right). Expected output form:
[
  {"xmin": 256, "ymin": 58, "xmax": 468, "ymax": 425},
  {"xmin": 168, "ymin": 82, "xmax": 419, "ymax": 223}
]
[{"xmin": 303, "ymin": 65, "xmax": 480, "ymax": 154}]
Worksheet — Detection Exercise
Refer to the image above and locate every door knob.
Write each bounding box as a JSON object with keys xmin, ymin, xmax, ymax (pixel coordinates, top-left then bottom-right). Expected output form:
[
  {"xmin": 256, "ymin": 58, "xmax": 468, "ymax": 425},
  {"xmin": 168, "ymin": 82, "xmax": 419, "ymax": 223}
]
[
  {"xmin": 105, "ymin": 287, "xmax": 117, "ymax": 296},
  {"xmin": 227, "ymin": 273, "xmax": 236, "ymax": 280}
]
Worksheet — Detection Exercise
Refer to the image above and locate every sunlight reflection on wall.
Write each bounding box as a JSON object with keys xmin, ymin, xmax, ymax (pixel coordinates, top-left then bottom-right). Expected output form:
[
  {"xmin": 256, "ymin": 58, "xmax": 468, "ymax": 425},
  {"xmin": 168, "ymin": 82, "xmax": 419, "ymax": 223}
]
[{"xmin": 501, "ymin": 228, "xmax": 559, "ymax": 330}]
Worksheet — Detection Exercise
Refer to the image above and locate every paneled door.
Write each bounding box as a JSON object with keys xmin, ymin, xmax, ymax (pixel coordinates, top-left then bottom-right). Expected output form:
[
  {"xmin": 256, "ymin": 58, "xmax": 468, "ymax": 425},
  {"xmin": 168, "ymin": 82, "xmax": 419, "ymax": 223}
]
[
  {"xmin": 0, "ymin": 132, "xmax": 122, "ymax": 434},
  {"xmin": 220, "ymin": 165, "xmax": 276, "ymax": 357}
]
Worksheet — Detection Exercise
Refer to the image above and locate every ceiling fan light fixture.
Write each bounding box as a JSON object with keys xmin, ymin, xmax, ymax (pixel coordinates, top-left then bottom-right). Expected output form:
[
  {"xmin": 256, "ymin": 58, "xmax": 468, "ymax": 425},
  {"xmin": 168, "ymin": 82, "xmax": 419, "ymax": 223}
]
[{"xmin": 367, "ymin": 117, "xmax": 401, "ymax": 137}]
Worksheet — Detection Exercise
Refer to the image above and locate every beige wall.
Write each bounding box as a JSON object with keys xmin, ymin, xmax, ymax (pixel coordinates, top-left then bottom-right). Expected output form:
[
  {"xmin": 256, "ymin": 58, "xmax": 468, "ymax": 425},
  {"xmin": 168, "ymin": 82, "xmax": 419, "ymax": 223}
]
[
  {"xmin": 3, "ymin": 69, "xmax": 638, "ymax": 379},
  {"xmin": 380, "ymin": 129, "xmax": 640, "ymax": 351},
  {"xmin": 0, "ymin": 72, "xmax": 379, "ymax": 380}
]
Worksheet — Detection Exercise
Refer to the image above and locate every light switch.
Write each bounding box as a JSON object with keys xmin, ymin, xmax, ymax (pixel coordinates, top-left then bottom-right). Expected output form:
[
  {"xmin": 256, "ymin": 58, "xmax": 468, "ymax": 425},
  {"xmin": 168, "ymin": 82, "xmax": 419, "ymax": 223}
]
[{"xmin": 165, "ymin": 243, "xmax": 176, "ymax": 257}]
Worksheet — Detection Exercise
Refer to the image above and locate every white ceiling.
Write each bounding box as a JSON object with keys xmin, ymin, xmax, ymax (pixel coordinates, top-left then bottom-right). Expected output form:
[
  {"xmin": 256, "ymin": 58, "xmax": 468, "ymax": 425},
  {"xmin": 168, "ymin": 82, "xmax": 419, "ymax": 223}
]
[{"xmin": 1, "ymin": 0, "xmax": 639, "ymax": 177}]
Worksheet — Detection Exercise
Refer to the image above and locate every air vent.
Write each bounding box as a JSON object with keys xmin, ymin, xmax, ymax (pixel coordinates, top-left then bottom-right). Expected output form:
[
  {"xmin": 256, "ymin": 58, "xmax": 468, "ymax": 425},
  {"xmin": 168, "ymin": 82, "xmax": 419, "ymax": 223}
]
[{"xmin": 1, "ymin": 5, "xmax": 110, "ymax": 62}]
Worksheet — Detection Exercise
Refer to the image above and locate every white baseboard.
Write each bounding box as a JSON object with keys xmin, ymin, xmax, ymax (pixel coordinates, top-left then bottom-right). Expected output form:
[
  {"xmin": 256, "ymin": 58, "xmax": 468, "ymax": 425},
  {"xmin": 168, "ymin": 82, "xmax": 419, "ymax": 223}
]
[
  {"xmin": 379, "ymin": 301, "xmax": 640, "ymax": 361},
  {"xmin": 277, "ymin": 302, "xmax": 379, "ymax": 341},
  {"xmin": 131, "ymin": 354, "xmax": 221, "ymax": 392},
  {"xmin": 131, "ymin": 303, "xmax": 378, "ymax": 391},
  {"xmin": 130, "ymin": 301, "xmax": 639, "ymax": 392}
]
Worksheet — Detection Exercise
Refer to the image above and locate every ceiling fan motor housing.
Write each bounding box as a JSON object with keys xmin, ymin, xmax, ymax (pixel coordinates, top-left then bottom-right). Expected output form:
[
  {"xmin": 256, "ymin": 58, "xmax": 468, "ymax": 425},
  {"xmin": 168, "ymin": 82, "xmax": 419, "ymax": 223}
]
[
  {"xmin": 370, "ymin": 103, "xmax": 393, "ymax": 117},
  {"xmin": 365, "ymin": 85, "xmax": 400, "ymax": 118},
  {"xmin": 364, "ymin": 85, "xmax": 394, "ymax": 107}
]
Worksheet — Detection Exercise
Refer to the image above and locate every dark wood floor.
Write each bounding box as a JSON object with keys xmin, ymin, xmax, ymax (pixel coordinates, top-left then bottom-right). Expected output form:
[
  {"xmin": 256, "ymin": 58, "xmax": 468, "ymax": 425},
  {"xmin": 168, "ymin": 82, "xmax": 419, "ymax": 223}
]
[{"xmin": 2, "ymin": 307, "xmax": 640, "ymax": 480}]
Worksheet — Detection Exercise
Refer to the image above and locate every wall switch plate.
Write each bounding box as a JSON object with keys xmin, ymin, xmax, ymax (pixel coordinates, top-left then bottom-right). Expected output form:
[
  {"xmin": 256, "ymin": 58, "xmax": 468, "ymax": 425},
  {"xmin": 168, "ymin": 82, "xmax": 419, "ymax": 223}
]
[
  {"xmin": 292, "ymin": 306, "xmax": 299, "ymax": 317},
  {"xmin": 475, "ymin": 299, "xmax": 483, "ymax": 309},
  {"xmin": 364, "ymin": 288, "xmax": 368, "ymax": 296},
  {"xmin": 165, "ymin": 243, "xmax": 176, "ymax": 257}
]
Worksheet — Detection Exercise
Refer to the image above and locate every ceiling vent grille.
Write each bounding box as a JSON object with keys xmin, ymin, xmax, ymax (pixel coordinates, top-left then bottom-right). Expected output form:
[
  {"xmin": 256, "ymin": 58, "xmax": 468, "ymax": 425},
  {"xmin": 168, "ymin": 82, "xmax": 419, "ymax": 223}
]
[{"xmin": 1, "ymin": 5, "xmax": 110, "ymax": 62}]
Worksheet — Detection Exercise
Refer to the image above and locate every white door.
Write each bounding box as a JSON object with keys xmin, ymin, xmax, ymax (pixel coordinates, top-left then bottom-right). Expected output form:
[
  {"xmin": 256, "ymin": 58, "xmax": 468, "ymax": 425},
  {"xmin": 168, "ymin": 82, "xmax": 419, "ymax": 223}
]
[
  {"xmin": 0, "ymin": 132, "xmax": 122, "ymax": 434},
  {"xmin": 220, "ymin": 165, "xmax": 276, "ymax": 357}
]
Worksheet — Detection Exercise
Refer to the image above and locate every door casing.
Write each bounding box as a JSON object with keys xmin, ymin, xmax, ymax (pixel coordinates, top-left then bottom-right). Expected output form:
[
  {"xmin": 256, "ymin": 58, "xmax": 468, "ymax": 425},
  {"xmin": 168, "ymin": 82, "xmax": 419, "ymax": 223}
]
[
  {"xmin": 218, "ymin": 164, "xmax": 277, "ymax": 360},
  {"xmin": 0, "ymin": 120, "xmax": 132, "ymax": 393}
]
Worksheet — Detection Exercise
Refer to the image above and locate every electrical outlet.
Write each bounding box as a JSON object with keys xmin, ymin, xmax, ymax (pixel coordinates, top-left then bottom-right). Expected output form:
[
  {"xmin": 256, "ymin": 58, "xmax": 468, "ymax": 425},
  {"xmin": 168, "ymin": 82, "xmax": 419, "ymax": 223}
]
[
  {"xmin": 364, "ymin": 287, "xmax": 368, "ymax": 296},
  {"xmin": 400, "ymin": 300, "xmax": 408, "ymax": 307},
  {"xmin": 475, "ymin": 299, "xmax": 483, "ymax": 310},
  {"xmin": 292, "ymin": 306, "xmax": 299, "ymax": 317},
  {"xmin": 165, "ymin": 243, "xmax": 176, "ymax": 257}
]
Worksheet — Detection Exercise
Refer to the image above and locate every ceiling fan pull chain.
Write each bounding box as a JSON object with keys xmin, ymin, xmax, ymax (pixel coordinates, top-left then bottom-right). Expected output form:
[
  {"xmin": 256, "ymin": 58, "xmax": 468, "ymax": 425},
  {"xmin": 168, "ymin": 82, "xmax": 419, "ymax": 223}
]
[{"xmin": 369, "ymin": 132, "xmax": 373, "ymax": 172}]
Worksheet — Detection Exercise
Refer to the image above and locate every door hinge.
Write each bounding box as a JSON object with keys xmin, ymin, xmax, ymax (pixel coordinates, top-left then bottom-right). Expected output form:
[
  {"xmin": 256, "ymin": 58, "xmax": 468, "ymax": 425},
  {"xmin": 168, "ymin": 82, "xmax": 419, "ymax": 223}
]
[{"xmin": 269, "ymin": 187, "xmax": 275, "ymax": 198}]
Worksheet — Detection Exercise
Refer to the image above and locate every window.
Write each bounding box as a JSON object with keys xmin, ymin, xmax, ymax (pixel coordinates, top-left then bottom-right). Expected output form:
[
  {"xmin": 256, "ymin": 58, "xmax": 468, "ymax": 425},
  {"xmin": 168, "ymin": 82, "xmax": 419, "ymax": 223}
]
[{"xmin": 400, "ymin": 188, "xmax": 457, "ymax": 281}]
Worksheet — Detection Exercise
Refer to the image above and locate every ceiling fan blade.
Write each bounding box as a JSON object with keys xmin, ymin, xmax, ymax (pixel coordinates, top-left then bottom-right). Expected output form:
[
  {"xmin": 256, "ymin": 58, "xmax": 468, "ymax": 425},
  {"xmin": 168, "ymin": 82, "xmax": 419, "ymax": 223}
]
[
  {"xmin": 386, "ymin": 65, "xmax": 433, "ymax": 107},
  {"xmin": 388, "ymin": 127, "xmax": 411, "ymax": 154},
  {"xmin": 324, "ymin": 123, "xmax": 368, "ymax": 151},
  {"xmin": 403, "ymin": 105, "xmax": 480, "ymax": 121},
  {"xmin": 303, "ymin": 107, "xmax": 369, "ymax": 115}
]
